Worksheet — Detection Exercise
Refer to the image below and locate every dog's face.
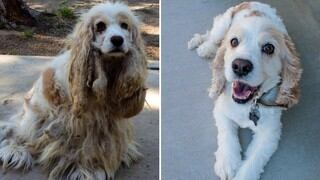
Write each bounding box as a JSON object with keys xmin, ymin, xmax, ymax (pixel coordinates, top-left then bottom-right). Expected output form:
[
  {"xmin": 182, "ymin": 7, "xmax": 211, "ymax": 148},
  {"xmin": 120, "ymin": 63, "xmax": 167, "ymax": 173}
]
[
  {"xmin": 78, "ymin": 3, "xmax": 140, "ymax": 58},
  {"xmin": 68, "ymin": 2, "xmax": 145, "ymax": 113},
  {"xmin": 223, "ymin": 18, "xmax": 284, "ymax": 103},
  {"xmin": 92, "ymin": 5, "xmax": 138, "ymax": 56},
  {"xmin": 91, "ymin": 13, "xmax": 133, "ymax": 56}
]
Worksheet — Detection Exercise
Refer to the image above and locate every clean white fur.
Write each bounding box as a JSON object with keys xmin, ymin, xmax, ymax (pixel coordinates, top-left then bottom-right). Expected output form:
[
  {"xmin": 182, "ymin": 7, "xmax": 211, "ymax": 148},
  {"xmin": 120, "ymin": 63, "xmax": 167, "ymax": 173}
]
[{"xmin": 189, "ymin": 2, "xmax": 300, "ymax": 180}]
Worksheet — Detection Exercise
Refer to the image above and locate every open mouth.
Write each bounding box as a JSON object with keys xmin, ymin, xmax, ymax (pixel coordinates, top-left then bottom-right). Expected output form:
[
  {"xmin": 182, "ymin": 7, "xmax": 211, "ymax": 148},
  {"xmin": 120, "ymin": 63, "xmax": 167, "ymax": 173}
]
[{"xmin": 232, "ymin": 81, "xmax": 259, "ymax": 104}]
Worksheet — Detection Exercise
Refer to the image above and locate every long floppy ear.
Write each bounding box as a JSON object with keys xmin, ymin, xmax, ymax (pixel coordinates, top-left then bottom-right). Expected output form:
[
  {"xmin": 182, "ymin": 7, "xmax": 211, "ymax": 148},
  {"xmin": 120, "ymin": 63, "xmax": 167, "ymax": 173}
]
[
  {"xmin": 208, "ymin": 43, "xmax": 226, "ymax": 100},
  {"xmin": 131, "ymin": 20, "xmax": 144, "ymax": 52},
  {"xmin": 276, "ymin": 35, "xmax": 302, "ymax": 108},
  {"xmin": 188, "ymin": 2, "xmax": 250, "ymax": 59},
  {"xmin": 67, "ymin": 17, "xmax": 95, "ymax": 114}
]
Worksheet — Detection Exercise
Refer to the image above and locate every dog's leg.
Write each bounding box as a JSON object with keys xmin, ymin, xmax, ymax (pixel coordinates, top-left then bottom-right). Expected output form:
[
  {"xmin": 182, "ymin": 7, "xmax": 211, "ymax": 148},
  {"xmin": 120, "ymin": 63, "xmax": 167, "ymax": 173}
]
[
  {"xmin": 0, "ymin": 139, "xmax": 33, "ymax": 170},
  {"xmin": 0, "ymin": 122, "xmax": 33, "ymax": 170},
  {"xmin": 122, "ymin": 140, "xmax": 143, "ymax": 167},
  {"xmin": 233, "ymin": 117, "xmax": 282, "ymax": 180},
  {"xmin": 214, "ymin": 112, "xmax": 242, "ymax": 180},
  {"xmin": 0, "ymin": 113, "xmax": 34, "ymax": 171},
  {"xmin": 48, "ymin": 158, "xmax": 110, "ymax": 180},
  {"xmin": 0, "ymin": 82, "xmax": 48, "ymax": 171}
]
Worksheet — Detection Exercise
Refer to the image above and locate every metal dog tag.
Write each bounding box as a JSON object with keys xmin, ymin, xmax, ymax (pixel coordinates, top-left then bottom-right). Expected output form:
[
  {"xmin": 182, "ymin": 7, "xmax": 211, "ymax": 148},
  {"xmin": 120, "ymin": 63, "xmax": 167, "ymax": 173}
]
[{"xmin": 249, "ymin": 100, "xmax": 260, "ymax": 126}]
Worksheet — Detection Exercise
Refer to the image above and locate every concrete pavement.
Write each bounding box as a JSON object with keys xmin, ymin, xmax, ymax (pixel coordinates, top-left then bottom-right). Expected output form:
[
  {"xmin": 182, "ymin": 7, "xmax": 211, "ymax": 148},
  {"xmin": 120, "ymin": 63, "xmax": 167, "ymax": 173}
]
[
  {"xmin": 162, "ymin": 0, "xmax": 320, "ymax": 180},
  {"xmin": 0, "ymin": 55, "xmax": 159, "ymax": 180}
]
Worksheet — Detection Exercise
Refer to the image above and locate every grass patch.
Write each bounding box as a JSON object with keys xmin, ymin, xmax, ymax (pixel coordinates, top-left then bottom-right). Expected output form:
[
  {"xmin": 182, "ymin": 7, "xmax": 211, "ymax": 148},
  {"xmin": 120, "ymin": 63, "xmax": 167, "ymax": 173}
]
[
  {"xmin": 23, "ymin": 29, "xmax": 34, "ymax": 38},
  {"xmin": 56, "ymin": 7, "xmax": 75, "ymax": 18}
]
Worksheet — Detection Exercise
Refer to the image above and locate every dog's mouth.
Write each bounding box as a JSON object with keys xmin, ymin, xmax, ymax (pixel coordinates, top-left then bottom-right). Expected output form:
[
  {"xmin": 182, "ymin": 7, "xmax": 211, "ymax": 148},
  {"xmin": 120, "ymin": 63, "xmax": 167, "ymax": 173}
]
[
  {"xmin": 232, "ymin": 81, "xmax": 259, "ymax": 104},
  {"xmin": 108, "ymin": 48, "xmax": 126, "ymax": 54}
]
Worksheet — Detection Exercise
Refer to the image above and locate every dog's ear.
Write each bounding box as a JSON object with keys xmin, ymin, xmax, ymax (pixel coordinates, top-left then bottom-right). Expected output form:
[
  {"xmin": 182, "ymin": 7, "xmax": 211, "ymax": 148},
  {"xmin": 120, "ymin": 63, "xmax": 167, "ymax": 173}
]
[
  {"xmin": 131, "ymin": 23, "xmax": 144, "ymax": 50},
  {"xmin": 206, "ymin": 4, "xmax": 252, "ymax": 98},
  {"xmin": 276, "ymin": 35, "xmax": 302, "ymax": 109},
  {"xmin": 208, "ymin": 43, "xmax": 226, "ymax": 100},
  {"xmin": 211, "ymin": 2, "xmax": 252, "ymax": 44},
  {"xmin": 68, "ymin": 17, "xmax": 95, "ymax": 114},
  {"xmin": 188, "ymin": 2, "xmax": 249, "ymax": 59}
]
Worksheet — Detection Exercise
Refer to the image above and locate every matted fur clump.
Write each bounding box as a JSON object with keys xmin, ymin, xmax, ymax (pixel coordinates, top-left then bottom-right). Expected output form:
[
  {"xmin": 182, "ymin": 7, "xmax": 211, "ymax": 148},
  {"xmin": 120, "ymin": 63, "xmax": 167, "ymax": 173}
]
[{"xmin": 0, "ymin": 2, "xmax": 147, "ymax": 180}]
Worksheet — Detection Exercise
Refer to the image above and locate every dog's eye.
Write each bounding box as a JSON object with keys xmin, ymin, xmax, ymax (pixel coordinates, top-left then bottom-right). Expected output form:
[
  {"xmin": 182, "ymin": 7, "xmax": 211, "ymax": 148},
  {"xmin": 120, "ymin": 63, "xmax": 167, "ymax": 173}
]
[
  {"xmin": 120, "ymin": 22, "xmax": 128, "ymax": 30},
  {"xmin": 262, "ymin": 43, "xmax": 275, "ymax": 55},
  {"xmin": 230, "ymin": 38, "xmax": 239, "ymax": 47},
  {"xmin": 96, "ymin": 22, "xmax": 106, "ymax": 32}
]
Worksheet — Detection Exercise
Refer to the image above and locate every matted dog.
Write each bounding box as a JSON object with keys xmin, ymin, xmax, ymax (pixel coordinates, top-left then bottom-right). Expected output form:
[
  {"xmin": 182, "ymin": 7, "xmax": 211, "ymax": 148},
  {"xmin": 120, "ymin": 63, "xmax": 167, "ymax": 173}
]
[
  {"xmin": 188, "ymin": 2, "xmax": 302, "ymax": 180},
  {"xmin": 0, "ymin": 2, "xmax": 147, "ymax": 180}
]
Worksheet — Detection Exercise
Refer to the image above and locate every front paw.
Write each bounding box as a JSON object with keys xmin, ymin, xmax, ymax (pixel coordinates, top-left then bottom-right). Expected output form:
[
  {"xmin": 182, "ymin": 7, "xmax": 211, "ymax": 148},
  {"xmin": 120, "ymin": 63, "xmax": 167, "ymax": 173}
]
[
  {"xmin": 0, "ymin": 143, "xmax": 33, "ymax": 170},
  {"xmin": 232, "ymin": 166, "xmax": 258, "ymax": 180},
  {"xmin": 215, "ymin": 151, "xmax": 241, "ymax": 180},
  {"xmin": 50, "ymin": 166, "xmax": 109, "ymax": 180}
]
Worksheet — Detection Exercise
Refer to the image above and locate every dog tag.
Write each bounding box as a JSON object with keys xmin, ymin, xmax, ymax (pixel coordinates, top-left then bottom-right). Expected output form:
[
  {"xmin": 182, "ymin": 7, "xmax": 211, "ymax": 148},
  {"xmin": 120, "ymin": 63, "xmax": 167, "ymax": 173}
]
[{"xmin": 249, "ymin": 103, "xmax": 260, "ymax": 126}]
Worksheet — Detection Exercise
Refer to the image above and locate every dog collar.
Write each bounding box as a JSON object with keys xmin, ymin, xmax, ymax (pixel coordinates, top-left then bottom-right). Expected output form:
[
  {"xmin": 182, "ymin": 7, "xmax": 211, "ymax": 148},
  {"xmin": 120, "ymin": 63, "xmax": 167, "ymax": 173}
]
[{"xmin": 249, "ymin": 84, "xmax": 285, "ymax": 125}]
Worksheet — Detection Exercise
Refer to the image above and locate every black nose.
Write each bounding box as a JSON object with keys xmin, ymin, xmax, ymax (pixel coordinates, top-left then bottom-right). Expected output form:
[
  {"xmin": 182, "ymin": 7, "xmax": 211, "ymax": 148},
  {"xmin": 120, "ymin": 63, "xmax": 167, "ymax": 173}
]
[
  {"xmin": 232, "ymin": 58, "xmax": 253, "ymax": 76},
  {"xmin": 110, "ymin": 36, "xmax": 124, "ymax": 47}
]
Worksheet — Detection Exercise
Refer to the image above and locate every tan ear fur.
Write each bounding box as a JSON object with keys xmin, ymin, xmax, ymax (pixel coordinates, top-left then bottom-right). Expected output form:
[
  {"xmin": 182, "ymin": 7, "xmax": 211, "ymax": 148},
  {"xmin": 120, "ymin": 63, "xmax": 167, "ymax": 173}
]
[
  {"xmin": 209, "ymin": 43, "xmax": 226, "ymax": 100},
  {"xmin": 67, "ymin": 18, "xmax": 95, "ymax": 114},
  {"xmin": 131, "ymin": 21, "xmax": 145, "ymax": 53},
  {"xmin": 276, "ymin": 35, "xmax": 302, "ymax": 108}
]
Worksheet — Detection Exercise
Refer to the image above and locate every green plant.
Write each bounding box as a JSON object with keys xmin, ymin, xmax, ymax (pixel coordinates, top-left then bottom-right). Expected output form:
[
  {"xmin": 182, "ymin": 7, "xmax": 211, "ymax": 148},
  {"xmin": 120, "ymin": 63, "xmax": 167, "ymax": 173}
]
[
  {"xmin": 57, "ymin": 6, "xmax": 75, "ymax": 18},
  {"xmin": 23, "ymin": 29, "xmax": 34, "ymax": 38}
]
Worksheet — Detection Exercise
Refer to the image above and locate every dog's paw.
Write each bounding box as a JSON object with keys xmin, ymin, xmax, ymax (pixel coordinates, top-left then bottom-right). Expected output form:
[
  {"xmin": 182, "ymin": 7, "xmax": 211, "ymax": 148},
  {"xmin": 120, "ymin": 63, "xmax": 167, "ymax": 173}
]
[
  {"xmin": 122, "ymin": 142, "xmax": 142, "ymax": 167},
  {"xmin": 196, "ymin": 42, "xmax": 216, "ymax": 59},
  {"xmin": 52, "ymin": 167, "xmax": 108, "ymax": 180},
  {"xmin": 214, "ymin": 152, "xmax": 241, "ymax": 180},
  {"xmin": 0, "ymin": 144, "xmax": 33, "ymax": 170},
  {"xmin": 188, "ymin": 33, "xmax": 204, "ymax": 50},
  {"xmin": 232, "ymin": 166, "xmax": 259, "ymax": 180},
  {"xmin": 70, "ymin": 168, "xmax": 107, "ymax": 180}
]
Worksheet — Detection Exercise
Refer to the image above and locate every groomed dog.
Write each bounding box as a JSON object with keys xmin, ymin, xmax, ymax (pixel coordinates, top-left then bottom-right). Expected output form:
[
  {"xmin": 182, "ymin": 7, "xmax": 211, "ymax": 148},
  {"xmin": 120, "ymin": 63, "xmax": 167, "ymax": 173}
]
[
  {"xmin": 0, "ymin": 2, "xmax": 147, "ymax": 180},
  {"xmin": 188, "ymin": 2, "xmax": 302, "ymax": 180}
]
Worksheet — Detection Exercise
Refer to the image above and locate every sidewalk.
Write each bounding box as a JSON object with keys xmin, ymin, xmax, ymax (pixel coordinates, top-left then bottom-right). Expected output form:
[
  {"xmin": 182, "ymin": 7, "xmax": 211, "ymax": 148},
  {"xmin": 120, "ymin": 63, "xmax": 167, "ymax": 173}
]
[
  {"xmin": 0, "ymin": 55, "xmax": 159, "ymax": 180},
  {"xmin": 162, "ymin": 0, "xmax": 320, "ymax": 179}
]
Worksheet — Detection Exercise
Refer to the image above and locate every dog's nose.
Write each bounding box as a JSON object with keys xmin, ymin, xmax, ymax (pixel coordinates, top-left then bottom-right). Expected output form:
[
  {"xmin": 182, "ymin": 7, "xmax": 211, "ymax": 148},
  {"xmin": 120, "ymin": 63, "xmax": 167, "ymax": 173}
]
[
  {"xmin": 232, "ymin": 58, "xmax": 253, "ymax": 76},
  {"xmin": 111, "ymin": 36, "xmax": 124, "ymax": 47}
]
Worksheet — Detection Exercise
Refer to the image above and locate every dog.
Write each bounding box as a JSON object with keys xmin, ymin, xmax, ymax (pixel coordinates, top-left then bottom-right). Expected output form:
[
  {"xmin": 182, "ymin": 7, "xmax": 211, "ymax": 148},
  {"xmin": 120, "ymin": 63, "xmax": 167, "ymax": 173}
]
[
  {"xmin": 188, "ymin": 2, "xmax": 302, "ymax": 180},
  {"xmin": 0, "ymin": 2, "xmax": 147, "ymax": 180}
]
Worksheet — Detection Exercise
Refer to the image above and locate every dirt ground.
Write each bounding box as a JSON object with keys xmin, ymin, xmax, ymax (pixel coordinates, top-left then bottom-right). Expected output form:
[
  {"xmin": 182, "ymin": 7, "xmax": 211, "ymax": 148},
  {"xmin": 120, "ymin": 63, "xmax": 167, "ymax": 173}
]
[{"xmin": 0, "ymin": 0, "xmax": 159, "ymax": 60}]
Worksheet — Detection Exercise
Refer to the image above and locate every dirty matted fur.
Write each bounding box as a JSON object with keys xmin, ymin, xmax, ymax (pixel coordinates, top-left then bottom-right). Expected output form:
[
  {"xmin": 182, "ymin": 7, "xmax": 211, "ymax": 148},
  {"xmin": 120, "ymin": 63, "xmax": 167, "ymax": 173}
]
[{"xmin": 0, "ymin": 2, "xmax": 147, "ymax": 180}]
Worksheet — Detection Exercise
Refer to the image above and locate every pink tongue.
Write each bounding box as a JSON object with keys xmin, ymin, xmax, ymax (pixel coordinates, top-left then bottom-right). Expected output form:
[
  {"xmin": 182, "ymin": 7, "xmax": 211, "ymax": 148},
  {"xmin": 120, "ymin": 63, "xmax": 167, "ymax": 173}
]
[{"xmin": 233, "ymin": 82, "xmax": 252, "ymax": 97}]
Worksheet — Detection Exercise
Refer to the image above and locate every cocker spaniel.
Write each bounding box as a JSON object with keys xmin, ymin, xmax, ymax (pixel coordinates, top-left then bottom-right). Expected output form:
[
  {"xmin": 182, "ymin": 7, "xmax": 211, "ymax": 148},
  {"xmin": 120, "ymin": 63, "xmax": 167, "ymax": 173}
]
[
  {"xmin": 188, "ymin": 2, "xmax": 302, "ymax": 180},
  {"xmin": 0, "ymin": 2, "xmax": 147, "ymax": 180}
]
